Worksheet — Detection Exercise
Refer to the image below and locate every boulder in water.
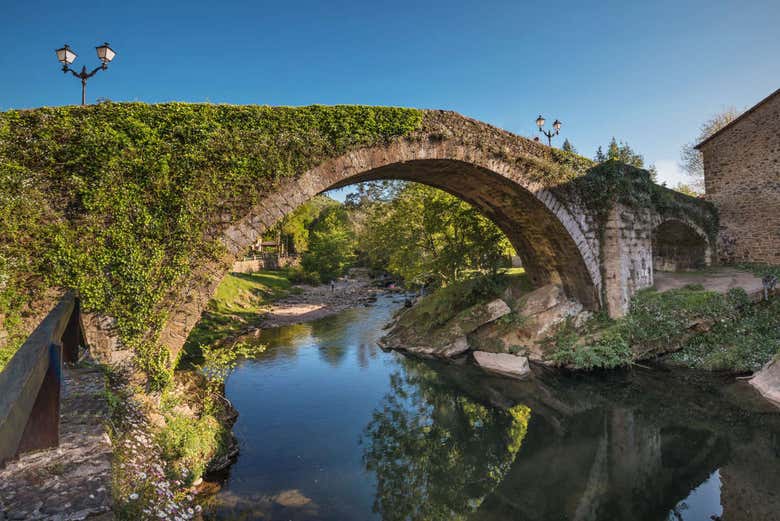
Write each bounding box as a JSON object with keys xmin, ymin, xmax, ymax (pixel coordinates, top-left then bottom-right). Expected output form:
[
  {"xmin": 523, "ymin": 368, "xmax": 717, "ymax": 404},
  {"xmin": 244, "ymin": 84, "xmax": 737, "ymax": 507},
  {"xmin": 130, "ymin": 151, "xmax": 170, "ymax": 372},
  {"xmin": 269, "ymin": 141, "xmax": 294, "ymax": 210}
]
[{"xmin": 473, "ymin": 351, "xmax": 531, "ymax": 379}]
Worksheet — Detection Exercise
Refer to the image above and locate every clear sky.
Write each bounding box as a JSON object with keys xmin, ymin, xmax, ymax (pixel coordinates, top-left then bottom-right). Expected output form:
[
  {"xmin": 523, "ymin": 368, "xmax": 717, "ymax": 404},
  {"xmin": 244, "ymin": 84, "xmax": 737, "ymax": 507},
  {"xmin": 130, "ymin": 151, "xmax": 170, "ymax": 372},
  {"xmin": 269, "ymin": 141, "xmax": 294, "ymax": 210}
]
[{"xmin": 1, "ymin": 0, "xmax": 778, "ymax": 189}]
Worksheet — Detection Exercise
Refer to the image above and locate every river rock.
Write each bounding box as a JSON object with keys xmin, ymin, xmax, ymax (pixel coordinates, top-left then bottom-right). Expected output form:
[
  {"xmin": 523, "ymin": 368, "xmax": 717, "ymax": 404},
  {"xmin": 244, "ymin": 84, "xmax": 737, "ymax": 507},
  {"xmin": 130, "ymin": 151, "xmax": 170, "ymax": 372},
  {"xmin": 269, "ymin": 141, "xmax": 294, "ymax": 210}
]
[
  {"xmin": 473, "ymin": 351, "xmax": 530, "ymax": 379},
  {"xmin": 383, "ymin": 298, "xmax": 510, "ymax": 358},
  {"xmin": 439, "ymin": 336, "xmax": 470, "ymax": 357},
  {"xmin": 749, "ymin": 358, "xmax": 780, "ymax": 409},
  {"xmin": 515, "ymin": 284, "xmax": 566, "ymax": 315},
  {"xmin": 398, "ymin": 336, "xmax": 469, "ymax": 358},
  {"xmin": 521, "ymin": 298, "xmax": 584, "ymax": 339},
  {"xmin": 468, "ymin": 285, "xmax": 586, "ymax": 362},
  {"xmin": 447, "ymin": 298, "xmax": 512, "ymax": 337}
]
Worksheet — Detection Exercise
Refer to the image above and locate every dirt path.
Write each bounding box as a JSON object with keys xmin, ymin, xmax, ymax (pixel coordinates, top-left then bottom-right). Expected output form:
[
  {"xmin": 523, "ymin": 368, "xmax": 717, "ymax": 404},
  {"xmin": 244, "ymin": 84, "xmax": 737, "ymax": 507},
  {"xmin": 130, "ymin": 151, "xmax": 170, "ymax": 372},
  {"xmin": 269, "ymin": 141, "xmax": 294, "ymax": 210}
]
[
  {"xmin": 653, "ymin": 267, "xmax": 767, "ymax": 299},
  {"xmin": 257, "ymin": 276, "xmax": 383, "ymax": 328}
]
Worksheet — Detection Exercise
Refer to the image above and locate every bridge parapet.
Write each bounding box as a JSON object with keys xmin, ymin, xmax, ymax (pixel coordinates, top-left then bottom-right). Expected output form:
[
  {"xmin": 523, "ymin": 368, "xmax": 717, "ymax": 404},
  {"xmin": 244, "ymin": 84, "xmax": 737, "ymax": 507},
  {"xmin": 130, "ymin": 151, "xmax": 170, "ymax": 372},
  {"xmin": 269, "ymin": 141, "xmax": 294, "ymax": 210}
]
[{"xmin": 0, "ymin": 293, "xmax": 85, "ymax": 466}]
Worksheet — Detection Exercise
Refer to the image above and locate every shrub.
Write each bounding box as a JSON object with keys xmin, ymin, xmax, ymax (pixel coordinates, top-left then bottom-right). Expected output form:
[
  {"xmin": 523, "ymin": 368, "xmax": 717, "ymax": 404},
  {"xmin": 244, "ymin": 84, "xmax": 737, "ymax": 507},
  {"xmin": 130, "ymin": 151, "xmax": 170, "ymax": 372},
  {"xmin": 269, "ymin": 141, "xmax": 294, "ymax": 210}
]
[
  {"xmin": 549, "ymin": 285, "xmax": 779, "ymax": 372},
  {"xmin": 155, "ymin": 413, "xmax": 228, "ymax": 485}
]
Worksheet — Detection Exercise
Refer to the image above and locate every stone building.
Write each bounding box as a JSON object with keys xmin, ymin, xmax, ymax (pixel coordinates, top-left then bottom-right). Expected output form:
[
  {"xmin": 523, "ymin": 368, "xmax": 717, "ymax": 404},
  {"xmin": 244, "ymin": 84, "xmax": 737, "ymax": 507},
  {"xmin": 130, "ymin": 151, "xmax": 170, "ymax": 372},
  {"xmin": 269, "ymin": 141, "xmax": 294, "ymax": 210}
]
[{"xmin": 697, "ymin": 88, "xmax": 780, "ymax": 264}]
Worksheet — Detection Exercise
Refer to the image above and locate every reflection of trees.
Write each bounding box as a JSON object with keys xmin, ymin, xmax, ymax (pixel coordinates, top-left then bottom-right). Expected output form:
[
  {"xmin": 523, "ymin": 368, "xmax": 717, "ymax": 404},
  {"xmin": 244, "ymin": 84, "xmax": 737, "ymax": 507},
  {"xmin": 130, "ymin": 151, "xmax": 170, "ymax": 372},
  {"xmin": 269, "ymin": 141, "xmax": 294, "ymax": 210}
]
[
  {"xmin": 318, "ymin": 344, "xmax": 348, "ymax": 367},
  {"xmin": 361, "ymin": 358, "xmax": 530, "ymax": 521}
]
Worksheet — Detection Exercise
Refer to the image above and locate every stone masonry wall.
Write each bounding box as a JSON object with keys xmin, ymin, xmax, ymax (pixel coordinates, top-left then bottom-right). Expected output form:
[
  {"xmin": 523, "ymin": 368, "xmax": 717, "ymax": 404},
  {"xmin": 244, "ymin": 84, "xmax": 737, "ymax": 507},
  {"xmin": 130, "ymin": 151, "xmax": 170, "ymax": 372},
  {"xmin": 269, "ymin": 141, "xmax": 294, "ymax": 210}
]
[
  {"xmin": 602, "ymin": 205, "xmax": 655, "ymax": 317},
  {"xmin": 700, "ymin": 90, "xmax": 780, "ymax": 264}
]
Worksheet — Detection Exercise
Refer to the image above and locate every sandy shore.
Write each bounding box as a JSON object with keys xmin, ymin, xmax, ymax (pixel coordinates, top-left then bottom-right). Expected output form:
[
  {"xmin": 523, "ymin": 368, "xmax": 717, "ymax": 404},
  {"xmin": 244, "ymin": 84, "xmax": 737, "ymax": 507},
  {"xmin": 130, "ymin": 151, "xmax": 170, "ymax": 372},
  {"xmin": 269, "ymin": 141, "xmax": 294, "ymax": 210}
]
[{"xmin": 257, "ymin": 276, "xmax": 382, "ymax": 328}]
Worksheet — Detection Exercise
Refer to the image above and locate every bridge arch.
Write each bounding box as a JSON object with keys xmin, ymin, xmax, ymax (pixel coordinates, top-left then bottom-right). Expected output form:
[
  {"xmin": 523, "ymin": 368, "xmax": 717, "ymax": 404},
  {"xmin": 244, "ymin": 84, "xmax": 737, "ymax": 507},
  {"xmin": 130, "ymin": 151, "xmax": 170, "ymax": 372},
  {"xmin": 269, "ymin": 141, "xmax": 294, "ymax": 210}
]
[
  {"xmin": 651, "ymin": 217, "xmax": 712, "ymax": 272},
  {"xmin": 158, "ymin": 138, "xmax": 602, "ymax": 357}
]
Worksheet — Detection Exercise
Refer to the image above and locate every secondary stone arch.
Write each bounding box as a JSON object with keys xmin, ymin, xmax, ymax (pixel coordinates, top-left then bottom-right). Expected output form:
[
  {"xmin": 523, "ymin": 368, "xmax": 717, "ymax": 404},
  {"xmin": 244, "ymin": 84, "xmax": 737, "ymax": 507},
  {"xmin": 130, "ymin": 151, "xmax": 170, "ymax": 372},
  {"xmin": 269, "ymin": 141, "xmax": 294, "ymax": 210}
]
[
  {"xmin": 158, "ymin": 138, "xmax": 603, "ymax": 359},
  {"xmin": 651, "ymin": 217, "xmax": 713, "ymax": 272}
]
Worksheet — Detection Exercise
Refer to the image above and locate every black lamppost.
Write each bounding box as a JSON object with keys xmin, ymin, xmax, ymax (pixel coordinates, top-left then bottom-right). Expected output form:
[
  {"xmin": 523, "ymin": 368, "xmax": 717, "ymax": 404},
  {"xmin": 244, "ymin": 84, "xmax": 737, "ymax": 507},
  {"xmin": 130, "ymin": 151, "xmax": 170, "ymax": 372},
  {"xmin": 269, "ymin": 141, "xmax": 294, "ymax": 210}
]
[
  {"xmin": 55, "ymin": 43, "xmax": 116, "ymax": 105},
  {"xmin": 536, "ymin": 115, "xmax": 562, "ymax": 146}
]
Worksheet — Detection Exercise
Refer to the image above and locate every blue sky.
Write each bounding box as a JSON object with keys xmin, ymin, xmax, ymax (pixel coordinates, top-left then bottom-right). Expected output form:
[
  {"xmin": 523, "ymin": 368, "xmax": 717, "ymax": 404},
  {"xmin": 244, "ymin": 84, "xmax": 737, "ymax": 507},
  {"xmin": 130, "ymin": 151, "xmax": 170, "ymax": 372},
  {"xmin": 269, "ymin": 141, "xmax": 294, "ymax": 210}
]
[{"xmin": 1, "ymin": 0, "xmax": 778, "ymax": 189}]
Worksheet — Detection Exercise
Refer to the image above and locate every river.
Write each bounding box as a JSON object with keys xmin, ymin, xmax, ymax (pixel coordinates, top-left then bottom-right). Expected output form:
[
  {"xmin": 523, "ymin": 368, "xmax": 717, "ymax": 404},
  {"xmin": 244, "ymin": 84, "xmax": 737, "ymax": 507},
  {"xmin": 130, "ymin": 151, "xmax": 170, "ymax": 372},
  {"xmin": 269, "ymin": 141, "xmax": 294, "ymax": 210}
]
[{"xmin": 201, "ymin": 293, "xmax": 780, "ymax": 521}]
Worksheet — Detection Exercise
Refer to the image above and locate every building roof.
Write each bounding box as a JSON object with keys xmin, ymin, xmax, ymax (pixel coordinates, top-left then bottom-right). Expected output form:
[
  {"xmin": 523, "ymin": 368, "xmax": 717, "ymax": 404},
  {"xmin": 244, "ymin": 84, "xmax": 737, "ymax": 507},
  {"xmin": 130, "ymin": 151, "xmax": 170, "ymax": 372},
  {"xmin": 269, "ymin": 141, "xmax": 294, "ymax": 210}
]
[{"xmin": 695, "ymin": 87, "xmax": 780, "ymax": 150}]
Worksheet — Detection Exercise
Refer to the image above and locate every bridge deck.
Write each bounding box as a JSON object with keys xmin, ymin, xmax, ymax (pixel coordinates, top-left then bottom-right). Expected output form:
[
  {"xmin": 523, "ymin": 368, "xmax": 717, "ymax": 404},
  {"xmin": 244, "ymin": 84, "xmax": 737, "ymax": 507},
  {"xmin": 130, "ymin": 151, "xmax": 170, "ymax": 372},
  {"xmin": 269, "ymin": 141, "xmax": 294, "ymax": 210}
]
[{"xmin": 0, "ymin": 367, "xmax": 113, "ymax": 520}]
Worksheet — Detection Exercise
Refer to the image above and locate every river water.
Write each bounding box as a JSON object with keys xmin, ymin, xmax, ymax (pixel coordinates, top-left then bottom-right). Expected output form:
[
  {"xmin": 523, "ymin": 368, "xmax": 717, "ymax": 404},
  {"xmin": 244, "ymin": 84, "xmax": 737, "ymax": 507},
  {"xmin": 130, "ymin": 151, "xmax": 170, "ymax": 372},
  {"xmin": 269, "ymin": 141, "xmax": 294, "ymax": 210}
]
[{"xmin": 202, "ymin": 294, "xmax": 780, "ymax": 521}]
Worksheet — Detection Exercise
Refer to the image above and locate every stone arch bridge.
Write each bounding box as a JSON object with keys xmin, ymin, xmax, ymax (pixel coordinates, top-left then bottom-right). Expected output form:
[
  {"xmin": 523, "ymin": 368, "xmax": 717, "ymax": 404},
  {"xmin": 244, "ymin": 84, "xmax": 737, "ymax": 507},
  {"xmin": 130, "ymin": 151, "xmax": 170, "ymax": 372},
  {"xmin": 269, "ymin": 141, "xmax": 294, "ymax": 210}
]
[
  {"xmin": 140, "ymin": 110, "xmax": 716, "ymax": 360},
  {"xmin": 0, "ymin": 105, "xmax": 715, "ymax": 362}
]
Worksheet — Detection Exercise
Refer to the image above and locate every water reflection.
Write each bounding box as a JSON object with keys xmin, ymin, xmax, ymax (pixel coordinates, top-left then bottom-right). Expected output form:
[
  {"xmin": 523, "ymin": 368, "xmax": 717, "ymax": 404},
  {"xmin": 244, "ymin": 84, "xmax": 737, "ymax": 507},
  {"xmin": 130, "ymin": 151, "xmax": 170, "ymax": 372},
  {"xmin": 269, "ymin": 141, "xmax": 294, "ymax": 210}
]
[
  {"xmin": 205, "ymin": 295, "xmax": 780, "ymax": 521},
  {"xmin": 363, "ymin": 356, "xmax": 780, "ymax": 521},
  {"xmin": 361, "ymin": 358, "xmax": 530, "ymax": 520}
]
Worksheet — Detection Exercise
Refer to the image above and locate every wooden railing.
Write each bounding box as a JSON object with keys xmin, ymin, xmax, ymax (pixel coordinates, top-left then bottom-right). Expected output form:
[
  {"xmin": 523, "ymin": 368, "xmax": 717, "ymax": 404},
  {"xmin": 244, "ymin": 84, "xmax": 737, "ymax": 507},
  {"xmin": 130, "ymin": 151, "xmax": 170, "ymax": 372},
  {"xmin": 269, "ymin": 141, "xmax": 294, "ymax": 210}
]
[{"xmin": 0, "ymin": 293, "xmax": 86, "ymax": 466}]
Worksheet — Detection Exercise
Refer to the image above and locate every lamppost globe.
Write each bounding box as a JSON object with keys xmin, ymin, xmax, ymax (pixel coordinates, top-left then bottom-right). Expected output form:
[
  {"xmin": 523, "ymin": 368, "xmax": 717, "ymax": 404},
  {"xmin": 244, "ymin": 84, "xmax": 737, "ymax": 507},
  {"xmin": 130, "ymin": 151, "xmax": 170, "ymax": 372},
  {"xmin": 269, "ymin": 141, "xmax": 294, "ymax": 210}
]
[
  {"xmin": 536, "ymin": 115, "xmax": 545, "ymax": 129},
  {"xmin": 553, "ymin": 119, "xmax": 562, "ymax": 132},
  {"xmin": 55, "ymin": 45, "xmax": 77, "ymax": 65},
  {"xmin": 96, "ymin": 43, "xmax": 115, "ymax": 64}
]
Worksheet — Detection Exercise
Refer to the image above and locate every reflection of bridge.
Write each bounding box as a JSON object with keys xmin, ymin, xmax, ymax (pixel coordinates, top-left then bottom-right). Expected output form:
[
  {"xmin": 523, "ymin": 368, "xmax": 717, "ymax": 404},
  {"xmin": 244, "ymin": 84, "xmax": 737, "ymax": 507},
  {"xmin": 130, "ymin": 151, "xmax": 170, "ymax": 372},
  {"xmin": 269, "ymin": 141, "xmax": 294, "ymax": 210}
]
[{"xmin": 420, "ymin": 361, "xmax": 780, "ymax": 521}]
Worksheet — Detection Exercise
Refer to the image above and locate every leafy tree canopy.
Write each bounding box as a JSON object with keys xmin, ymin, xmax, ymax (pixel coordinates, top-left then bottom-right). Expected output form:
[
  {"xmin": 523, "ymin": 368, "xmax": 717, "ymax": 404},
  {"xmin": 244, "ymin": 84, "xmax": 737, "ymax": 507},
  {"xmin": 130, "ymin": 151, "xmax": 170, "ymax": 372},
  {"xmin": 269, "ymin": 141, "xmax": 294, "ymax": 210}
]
[
  {"xmin": 595, "ymin": 138, "xmax": 657, "ymax": 181},
  {"xmin": 355, "ymin": 182, "xmax": 514, "ymax": 288}
]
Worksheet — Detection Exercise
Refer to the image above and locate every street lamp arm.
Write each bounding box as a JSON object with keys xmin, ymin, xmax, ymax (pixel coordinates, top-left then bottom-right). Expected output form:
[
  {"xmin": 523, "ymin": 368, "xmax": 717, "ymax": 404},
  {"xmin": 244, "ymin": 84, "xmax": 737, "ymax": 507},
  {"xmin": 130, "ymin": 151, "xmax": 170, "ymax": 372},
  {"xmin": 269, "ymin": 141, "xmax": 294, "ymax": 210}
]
[
  {"xmin": 62, "ymin": 64, "xmax": 107, "ymax": 80},
  {"xmin": 86, "ymin": 64, "xmax": 108, "ymax": 79},
  {"xmin": 62, "ymin": 66, "xmax": 80, "ymax": 78}
]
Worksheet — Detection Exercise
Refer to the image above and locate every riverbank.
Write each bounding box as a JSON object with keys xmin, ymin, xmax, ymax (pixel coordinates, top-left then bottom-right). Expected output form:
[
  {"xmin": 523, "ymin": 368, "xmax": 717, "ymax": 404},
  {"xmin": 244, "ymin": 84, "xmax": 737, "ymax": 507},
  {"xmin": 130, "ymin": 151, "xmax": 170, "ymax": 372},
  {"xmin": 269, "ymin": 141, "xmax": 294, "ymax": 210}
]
[
  {"xmin": 183, "ymin": 270, "xmax": 383, "ymax": 360},
  {"xmin": 140, "ymin": 269, "xmax": 386, "ymax": 512},
  {"xmin": 381, "ymin": 268, "xmax": 780, "ymax": 387},
  {"xmin": 255, "ymin": 274, "xmax": 381, "ymax": 328}
]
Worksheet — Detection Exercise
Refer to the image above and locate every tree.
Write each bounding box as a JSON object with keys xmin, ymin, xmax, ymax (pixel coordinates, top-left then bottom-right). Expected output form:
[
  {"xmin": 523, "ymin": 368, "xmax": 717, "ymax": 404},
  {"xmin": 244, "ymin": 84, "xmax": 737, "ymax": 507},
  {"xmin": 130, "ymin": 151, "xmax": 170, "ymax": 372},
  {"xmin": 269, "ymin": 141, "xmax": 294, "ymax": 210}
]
[
  {"xmin": 606, "ymin": 137, "xmax": 644, "ymax": 168},
  {"xmin": 595, "ymin": 138, "xmax": 657, "ymax": 181},
  {"xmin": 680, "ymin": 108, "xmax": 740, "ymax": 192},
  {"xmin": 562, "ymin": 139, "xmax": 577, "ymax": 154},
  {"xmin": 673, "ymin": 183, "xmax": 699, "ymax": 197},
  {"xmin": 647, "ymin": 164, "xmax": 659, "ymax": 183},
  {"xmin": 594, "ymin": 146, "xmax": 607, "ymax": 163},
  {"xmin": 300, "ymin": 205, "xmax": 356, "ymax": 282},
  {"xmin": 357, "ymin": 183, "xmax": 514, "ymax": 288},
  {"xmin": 344, "ymin": 180, "xmax": 403, "ymax": 207},
  {"xmin": 265, "ymin": 195, "xmax": 338, "ymax": 255}
]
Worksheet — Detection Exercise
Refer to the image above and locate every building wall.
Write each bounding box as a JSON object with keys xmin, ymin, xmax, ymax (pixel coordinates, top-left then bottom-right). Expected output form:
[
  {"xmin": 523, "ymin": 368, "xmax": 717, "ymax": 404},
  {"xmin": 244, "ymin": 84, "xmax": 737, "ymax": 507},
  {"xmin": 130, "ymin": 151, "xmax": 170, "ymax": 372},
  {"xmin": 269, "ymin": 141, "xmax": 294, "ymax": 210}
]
[{"xmin": 700, "ymin": 91, "xmax": 780, "ymax": 264}]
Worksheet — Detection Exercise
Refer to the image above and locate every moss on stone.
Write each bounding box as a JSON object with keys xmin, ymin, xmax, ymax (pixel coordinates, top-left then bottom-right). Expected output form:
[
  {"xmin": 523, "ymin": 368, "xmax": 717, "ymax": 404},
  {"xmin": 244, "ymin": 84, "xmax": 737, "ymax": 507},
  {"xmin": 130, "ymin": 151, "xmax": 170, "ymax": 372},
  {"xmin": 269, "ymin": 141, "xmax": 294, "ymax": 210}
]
[{"xmin": 0, "ymin": 103, "xmax": 423, "ymax": 383}]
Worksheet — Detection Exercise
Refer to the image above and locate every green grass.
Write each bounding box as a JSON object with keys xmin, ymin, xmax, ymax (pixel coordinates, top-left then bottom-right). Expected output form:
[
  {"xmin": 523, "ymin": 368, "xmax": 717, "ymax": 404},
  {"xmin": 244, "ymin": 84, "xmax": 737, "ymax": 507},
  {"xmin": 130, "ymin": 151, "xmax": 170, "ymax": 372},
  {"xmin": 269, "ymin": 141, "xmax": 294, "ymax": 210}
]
[
  {"xmin": 666, "ymin": 297, "xmax": 780, "ymax": 371},
  {"xmin": 0, "ymin": 346, "xmax": 15, "ymax": 372},
  {"xmin": 549, "ymin": 284, "xmax": 780, "ymax": 372},
  {"xmin": 180, "ymin": 269, "xmax": 295, "ymax": 366},
  {"xmin": 211, "ymin": 271, "xmax": 292, "ymax": 314},
  {"xmin": 734, "ymin": 262, "xmax": 780, "ymax": 281}
]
